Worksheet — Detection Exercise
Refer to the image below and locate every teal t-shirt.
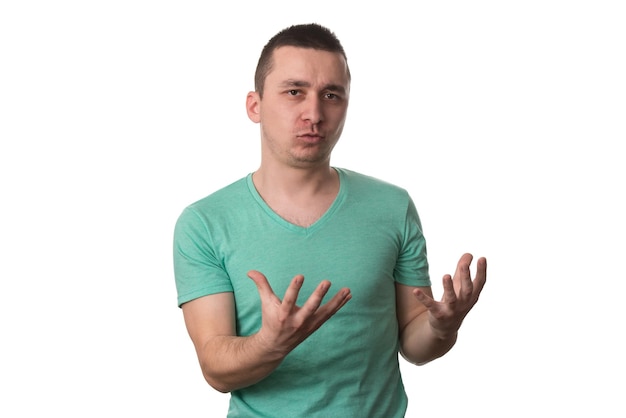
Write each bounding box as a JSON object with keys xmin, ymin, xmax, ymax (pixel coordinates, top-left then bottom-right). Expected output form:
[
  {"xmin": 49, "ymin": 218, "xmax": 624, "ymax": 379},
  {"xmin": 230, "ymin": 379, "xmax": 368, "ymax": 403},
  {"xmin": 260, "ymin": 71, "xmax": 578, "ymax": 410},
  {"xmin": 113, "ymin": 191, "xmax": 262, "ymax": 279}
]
[{"xmin": 174, "ymin": 168, "xmax": 430, "ymax": 417}]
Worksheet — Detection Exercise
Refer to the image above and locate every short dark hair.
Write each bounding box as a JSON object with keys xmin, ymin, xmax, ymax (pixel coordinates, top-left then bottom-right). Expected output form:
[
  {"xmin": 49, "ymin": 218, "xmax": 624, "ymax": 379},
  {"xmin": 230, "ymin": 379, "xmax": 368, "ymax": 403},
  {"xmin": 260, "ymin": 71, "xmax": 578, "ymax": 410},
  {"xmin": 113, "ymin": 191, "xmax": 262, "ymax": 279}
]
[{"xmin": 254, "ymin": 23, "xmax": 350, "ymax": 97}]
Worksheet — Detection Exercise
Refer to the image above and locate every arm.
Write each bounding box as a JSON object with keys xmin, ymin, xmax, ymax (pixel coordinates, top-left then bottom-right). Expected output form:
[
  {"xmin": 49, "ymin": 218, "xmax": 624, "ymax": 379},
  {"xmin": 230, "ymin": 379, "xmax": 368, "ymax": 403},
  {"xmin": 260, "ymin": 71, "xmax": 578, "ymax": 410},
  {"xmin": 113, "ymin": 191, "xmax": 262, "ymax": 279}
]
[
  {"xmin": 396, "ymin": 284, "xmax": 458, "ymax": 365},
  {"xmin": 396, "ymin": 253, "xmax": 486, "ymax": 365},
  {"xmin": 182, "ymin": 271, "xmax": 351, "ymax": 393},
  {"xmin": 182, "ymin": 292, "xmax": 280, "ymax": 393}
]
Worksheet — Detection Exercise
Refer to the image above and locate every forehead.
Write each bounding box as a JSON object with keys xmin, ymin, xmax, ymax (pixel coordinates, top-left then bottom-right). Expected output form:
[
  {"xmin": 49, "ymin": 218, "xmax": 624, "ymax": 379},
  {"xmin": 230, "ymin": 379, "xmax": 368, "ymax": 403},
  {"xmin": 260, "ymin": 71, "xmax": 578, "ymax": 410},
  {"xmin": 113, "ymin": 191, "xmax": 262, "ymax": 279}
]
[{"xmin": 267, "ymin": 46, "xmax": 350, "ymax": 88}]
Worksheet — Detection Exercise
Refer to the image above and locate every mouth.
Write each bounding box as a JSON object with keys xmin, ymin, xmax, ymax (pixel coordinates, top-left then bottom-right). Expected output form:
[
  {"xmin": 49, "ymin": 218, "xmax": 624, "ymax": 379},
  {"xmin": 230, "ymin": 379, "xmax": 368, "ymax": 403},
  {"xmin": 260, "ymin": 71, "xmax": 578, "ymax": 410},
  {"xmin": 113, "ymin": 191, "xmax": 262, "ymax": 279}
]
[{"xmin": 297, "ymin": 133, "xmax": 325, "ymax": 143}]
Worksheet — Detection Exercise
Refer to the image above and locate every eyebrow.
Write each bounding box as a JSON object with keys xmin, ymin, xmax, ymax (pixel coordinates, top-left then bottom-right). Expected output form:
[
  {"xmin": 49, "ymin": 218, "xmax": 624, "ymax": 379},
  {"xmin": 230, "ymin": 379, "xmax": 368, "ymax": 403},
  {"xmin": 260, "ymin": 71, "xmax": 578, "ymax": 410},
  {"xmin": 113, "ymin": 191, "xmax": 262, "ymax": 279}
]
[{"xmin": 279, "ymin": 79, "xmax": 347, "ymax": 95}]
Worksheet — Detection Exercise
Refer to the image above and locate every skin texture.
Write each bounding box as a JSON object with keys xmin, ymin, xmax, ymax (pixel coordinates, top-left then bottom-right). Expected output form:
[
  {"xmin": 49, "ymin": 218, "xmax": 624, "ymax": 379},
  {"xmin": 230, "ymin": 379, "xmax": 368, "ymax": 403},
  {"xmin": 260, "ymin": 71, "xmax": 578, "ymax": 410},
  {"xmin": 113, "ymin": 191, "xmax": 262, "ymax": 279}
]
[
  {"xmin": 396, "ymin": 253, "xmax": 487, "ymax": 365},
  {"xmin": 246, "ymin": 46, "xmax": 349, "ymax": 227},
  {"xmin": 247, "ymin": 46, "xmax": 349, "ymax": 170},
  {"xmin": 181, "ymin": 45, "xmax": 487, "ymax": 393}
]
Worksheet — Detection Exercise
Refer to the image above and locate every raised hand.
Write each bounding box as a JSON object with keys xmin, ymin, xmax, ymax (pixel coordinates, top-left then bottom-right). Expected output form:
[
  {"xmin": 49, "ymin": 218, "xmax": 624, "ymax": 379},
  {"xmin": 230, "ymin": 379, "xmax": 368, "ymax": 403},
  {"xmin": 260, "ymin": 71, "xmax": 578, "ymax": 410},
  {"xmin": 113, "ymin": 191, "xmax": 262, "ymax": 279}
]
[
  {"xmin": 413, "ymin": 253, "xmax": 486, "ymax": 338},
  {"xmin": 248, "ymin": 270, "xmax": 352, "ymax": 357}
]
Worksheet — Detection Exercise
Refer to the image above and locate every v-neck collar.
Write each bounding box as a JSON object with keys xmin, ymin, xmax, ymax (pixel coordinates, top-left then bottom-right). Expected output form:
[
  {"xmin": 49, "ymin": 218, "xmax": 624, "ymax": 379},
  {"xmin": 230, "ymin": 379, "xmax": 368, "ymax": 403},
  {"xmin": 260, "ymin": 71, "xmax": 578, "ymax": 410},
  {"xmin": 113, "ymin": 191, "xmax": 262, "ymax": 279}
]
[{"xmin": 246, "ymin": 168, "xmax": 346, "ymax": 236}]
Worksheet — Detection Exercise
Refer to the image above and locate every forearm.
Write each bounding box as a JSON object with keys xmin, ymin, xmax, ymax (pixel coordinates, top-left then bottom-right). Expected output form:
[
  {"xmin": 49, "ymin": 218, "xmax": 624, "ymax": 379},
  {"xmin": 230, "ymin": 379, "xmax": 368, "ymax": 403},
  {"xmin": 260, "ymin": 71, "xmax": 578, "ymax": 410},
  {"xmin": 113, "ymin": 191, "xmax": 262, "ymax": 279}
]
[
  {"xmin": 198, "ymin": 333, "xmax": 286, "ymax": 393},
  {"xmin": 399, "ymin": 312, "xmax": 458, "ymax": 366}
]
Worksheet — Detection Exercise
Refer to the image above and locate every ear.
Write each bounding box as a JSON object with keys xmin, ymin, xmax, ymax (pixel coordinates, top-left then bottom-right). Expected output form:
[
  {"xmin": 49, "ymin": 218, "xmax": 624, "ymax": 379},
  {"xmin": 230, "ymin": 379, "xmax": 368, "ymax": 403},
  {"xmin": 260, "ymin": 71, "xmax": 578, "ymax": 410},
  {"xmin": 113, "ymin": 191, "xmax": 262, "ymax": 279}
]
[{"xmin": 246, "ymin": 91, "xmax": 261, "ymax": 123}]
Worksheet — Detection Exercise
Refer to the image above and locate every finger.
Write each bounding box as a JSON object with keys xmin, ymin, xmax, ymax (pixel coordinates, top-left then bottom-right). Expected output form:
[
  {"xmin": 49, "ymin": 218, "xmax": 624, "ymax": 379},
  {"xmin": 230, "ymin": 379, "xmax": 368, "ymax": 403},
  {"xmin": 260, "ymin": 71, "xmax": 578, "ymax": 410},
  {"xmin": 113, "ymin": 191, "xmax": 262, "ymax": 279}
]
[
  {"xmin": 247, "ymin": 270, "xmax": 280, "ymax": 303},
  {"xmin": 299, "ymin": 280, "xmax": 333, "ymax": 316},
  {"xmin": 441, "ymin": 274, "xmax": 458, "ymax": 304},
  {"xmin": 281, "ymin": 274, "xmax": 305, "ymax": 309},
  {"xmin": 413, "ymin": 288, "xmax": 438, "ymax": 310},
  {"xmin": 455, "ymin": 254, "xmax": 474, "ymax": 299},
  {"xmin": 306, "ymin": 287, "xmax": 351, "ymax": 333},
  {"xmin": 317, "ymin": 286, "xmax": 352, "ymax": 317},
  {"xmin": 472, "ymin": 257, "xmax": 487, "ymax": 299}
]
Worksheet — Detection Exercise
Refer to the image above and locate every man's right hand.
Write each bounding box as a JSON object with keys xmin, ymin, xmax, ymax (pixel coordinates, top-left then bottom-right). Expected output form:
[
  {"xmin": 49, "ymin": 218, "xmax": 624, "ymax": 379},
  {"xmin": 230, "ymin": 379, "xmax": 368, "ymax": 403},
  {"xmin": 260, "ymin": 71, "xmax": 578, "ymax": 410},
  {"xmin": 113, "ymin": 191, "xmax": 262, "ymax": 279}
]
[
  {"xmin": 181, "ymin": 272, "xmax": 351, "ymax": 393},
  {"xmin": 248, "ymin": 270, "xmax": 352, "ymax": 359}
]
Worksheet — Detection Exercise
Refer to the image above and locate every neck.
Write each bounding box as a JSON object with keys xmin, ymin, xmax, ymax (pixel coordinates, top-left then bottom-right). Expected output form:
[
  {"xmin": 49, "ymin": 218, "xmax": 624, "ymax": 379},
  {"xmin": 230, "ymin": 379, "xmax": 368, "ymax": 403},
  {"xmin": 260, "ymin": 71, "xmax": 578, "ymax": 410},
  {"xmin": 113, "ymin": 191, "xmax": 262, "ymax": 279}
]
[
  {"xmin": 253, "ymin": 162, "xmax": 337, "ymax": 199},
  {"xmin": 251, "ymin": 163, "xmax": 340, "ymax": 227}
]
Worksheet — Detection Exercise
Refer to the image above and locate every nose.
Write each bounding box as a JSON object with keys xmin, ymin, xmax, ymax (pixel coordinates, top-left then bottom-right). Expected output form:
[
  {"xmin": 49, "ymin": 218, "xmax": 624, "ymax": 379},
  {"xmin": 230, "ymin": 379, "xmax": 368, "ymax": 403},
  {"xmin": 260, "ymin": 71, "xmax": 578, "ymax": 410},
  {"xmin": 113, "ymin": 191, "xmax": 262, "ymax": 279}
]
[{"xmin": 301, "ymin": 95, "xmax": 323, "ymax": 125}]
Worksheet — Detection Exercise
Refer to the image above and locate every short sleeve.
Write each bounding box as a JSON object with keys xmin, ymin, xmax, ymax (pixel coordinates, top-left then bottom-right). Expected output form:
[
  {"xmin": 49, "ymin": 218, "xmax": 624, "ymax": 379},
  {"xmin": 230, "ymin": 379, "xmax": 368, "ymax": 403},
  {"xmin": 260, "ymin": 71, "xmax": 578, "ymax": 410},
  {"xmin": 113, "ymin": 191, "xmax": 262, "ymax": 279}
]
[
  {"xmin": 173, "ymin": 206, "xmax": 233, "ymax": 307},
  {"xmin": 393, "ymin": 197, "xmax": 431, "ymax": 287}
]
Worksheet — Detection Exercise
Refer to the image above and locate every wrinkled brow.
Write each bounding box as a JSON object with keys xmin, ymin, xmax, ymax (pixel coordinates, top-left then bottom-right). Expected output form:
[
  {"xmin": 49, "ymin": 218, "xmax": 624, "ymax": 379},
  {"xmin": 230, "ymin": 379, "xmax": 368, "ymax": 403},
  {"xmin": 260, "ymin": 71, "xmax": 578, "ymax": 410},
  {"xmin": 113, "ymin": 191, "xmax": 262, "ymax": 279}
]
[{"xmin": 279, "ymin": 79, "xmax": 347, "ymax": 94}]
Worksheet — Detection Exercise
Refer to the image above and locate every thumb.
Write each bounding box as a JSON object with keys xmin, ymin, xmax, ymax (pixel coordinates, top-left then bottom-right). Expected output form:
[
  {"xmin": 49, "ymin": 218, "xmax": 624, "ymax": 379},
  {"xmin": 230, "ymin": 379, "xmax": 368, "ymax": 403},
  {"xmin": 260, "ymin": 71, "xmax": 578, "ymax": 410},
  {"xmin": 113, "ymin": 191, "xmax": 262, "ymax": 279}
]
[
  {"xmin": 414, "ymin": 288, "xmax": 437, "ymax": 310},
  {"xmin": 248, "ymin": 270, "xmax": 277, "ymax": 301}
]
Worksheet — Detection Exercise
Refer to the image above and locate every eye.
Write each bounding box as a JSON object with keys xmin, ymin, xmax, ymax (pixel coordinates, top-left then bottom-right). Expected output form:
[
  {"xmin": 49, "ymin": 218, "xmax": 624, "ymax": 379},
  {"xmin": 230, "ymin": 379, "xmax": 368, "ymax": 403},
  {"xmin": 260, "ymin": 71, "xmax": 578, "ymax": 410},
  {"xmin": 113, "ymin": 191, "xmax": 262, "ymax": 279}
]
[
  {"xmin": 287, "ymin": 89, "xmax": 300, "ymax": 96},
  {"xmin": 324, "ymin": 93, "xmax": 339, "ymax": 100}
]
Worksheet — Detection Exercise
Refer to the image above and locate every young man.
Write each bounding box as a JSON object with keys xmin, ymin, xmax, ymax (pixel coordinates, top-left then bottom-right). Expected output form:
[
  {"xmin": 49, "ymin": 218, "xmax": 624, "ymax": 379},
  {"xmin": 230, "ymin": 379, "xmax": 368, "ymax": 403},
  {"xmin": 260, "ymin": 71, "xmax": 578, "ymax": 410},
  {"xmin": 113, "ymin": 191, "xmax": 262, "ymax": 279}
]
[{"xmin": 174, "ymin": 23, "xmax": 486, "ymax": 417}]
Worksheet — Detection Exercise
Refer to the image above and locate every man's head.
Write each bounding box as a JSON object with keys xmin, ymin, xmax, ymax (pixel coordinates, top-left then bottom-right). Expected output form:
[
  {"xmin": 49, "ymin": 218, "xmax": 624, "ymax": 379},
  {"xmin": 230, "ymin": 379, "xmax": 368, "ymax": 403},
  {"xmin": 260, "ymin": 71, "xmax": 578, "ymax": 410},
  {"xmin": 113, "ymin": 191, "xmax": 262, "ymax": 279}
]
[
  {"xmin": 246, "ymin": 24, "xmax": 351, "ymax": 169},
  {"xmin": 254, "ymin": 23, "xmax": 351, "ymax": 98}
]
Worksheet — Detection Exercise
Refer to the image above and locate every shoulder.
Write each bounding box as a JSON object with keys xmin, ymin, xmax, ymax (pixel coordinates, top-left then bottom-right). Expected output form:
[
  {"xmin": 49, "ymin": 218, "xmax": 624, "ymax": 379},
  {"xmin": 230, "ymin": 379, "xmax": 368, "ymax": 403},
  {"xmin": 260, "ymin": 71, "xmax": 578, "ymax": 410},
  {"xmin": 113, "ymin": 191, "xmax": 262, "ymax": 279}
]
[
  {"xmin": 188, "ymin": 176, "xmax": 249, "ymax": 210},
  {"xmin": 175, "ymin": 175, "xmax": 250, "ymax": 229},
  {"xmin": 336, "ymin": 168, "xmax": 410, "ymax": 202}
]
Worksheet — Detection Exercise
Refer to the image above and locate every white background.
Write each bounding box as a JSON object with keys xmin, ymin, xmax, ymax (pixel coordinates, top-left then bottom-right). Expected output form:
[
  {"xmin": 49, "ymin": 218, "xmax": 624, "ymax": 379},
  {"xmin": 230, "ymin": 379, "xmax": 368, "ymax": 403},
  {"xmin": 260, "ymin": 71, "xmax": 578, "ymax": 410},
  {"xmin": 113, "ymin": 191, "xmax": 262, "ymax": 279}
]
[{"xmin": 1, "ymin": 1, "xmax": 624, "ymax": 416}]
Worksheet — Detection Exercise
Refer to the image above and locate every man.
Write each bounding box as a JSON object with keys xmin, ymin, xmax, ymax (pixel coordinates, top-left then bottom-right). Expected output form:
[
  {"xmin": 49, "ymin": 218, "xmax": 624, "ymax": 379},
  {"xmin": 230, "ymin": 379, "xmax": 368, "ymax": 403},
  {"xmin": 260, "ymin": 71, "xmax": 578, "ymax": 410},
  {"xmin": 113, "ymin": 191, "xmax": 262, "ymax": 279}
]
[{"xmin": 174, "ymin": 23, "xmax": 486, "ymax": 417}]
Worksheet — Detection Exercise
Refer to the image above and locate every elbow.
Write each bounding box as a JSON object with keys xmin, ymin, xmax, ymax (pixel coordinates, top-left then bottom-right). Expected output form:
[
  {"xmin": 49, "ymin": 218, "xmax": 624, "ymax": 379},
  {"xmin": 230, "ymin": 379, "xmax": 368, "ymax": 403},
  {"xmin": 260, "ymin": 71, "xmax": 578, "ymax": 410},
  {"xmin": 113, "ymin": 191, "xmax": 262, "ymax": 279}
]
[
  {"xmin": 400, "ymin": 348, "xmax": 445, "ymax": 366},
  {"xmin": 411, "ymin": 355, "xmax": 441, "ymax": 367},
  {"xmin": 399, "ymin": 347, "xmax": 427, "ymax": 366},
  {"xmin": 399, "ymin": 333, "xmax": 458, "ymax": 366},
  {"xmin": 200, "ymin": 363, "xmax": 234, "ymax": 393},
  {"xmin": 211, "ymin": 384, "xmax": 232, "ymax": 394},
  {"xmin": 203, "ymin": 372, "xmax": 233, "ymax": 394}
]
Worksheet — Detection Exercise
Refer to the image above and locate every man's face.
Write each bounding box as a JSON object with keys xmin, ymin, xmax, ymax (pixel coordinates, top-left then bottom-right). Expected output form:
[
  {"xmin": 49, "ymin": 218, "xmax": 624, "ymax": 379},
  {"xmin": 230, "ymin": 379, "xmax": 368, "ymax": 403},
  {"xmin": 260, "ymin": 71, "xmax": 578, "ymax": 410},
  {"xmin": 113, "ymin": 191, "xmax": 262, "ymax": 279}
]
[{"xmin": 247, "ymin": 46, "xmax": 350, "ymax": 169}]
